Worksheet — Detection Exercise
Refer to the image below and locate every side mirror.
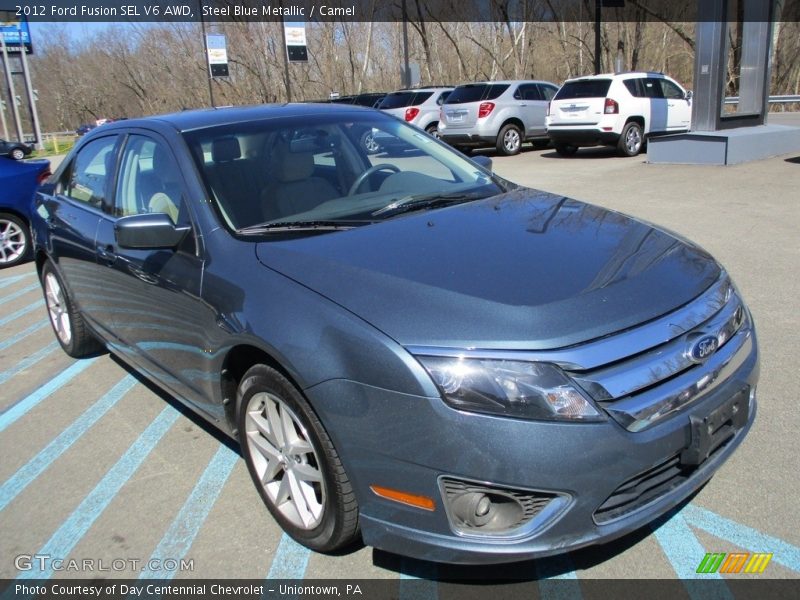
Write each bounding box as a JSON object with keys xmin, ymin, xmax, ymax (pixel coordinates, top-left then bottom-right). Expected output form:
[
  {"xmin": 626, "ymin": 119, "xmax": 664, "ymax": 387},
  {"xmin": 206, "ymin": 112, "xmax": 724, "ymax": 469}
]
[
  {"xmin": 472, "ymin": 154, "xmax": 493, "ymax": 172},
  {"xmin": 115, "ymin": 213, "xmax": 189, "ymax": 250},
  {"xmin": 685, "ymin": 90, "xmax": 693, "ymax": 101}
]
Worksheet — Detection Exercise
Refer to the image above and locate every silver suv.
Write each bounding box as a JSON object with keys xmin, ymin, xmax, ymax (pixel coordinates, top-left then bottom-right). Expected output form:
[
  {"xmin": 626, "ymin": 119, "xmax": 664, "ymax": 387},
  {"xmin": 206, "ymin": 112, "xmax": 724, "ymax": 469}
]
[
  {"xmin": 378, "ymin": 87, "xmax": 453, "ymax": 137},
  {"xmin": 438, "ymin": 80, "xmax": 559, "ymax": 155}
]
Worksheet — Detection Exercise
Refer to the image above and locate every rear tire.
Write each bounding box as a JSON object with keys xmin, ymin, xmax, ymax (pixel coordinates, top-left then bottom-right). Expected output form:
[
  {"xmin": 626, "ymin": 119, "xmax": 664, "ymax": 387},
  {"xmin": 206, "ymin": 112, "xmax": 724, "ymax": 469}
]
[
  {"xmin": 238, "ymin": 364, "xmax": 360, "ymax": 553},
  {"xmin": 618, "ymin": 121, "xmax": 644, "ymax": 157},
  {"xmin": 554, "ymin": 143, "xmax": 578, "ymax": 157},
  {"xmin": 41, "ymin": 260, "xmax": 103, "ymax": 357},
  {"xmin": 496, "ymin": 123, "xmax": 523, "ymax": 156},
  {"xmin": 0, "ymin": 213, "xmax": 30, "ymax": 268},
  {"xmin": 425, "ymin": 124, "xmax": 441, "ymax": 139}
]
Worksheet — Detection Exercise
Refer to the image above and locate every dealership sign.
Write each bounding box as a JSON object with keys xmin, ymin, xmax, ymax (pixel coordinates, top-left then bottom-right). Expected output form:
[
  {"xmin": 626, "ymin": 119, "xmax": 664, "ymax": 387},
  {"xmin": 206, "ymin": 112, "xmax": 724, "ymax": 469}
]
[
  {"xmin": 206, "ymin": 33, "xmax": 228, "ymax": 77},
  {"xmin": 0, "ymin": 13, "xmax": 33, "ymax": 54},
  {"xmin": 284, "ymin": 21, "xmax": 308, "ymax": 62}
]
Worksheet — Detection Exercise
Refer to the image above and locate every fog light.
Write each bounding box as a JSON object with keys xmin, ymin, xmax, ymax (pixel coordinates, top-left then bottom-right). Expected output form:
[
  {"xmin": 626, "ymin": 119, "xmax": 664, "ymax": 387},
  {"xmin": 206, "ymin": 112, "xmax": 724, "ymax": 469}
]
[{"xmin": 440, "ymin": 477, "xmax": 561, "ymax": 537}]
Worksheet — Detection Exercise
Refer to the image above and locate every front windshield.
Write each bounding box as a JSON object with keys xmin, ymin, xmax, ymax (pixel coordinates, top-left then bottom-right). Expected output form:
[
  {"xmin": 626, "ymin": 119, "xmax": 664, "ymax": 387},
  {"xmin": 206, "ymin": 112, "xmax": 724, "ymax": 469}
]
[{"xmin": 182, "ymin": 112, "xmax": 502, "ymax": 233}]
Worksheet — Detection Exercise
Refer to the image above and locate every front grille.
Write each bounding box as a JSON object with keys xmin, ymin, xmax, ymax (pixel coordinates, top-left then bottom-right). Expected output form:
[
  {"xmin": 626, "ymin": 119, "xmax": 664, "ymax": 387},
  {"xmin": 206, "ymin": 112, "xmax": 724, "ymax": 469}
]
[{"xmin": 567, "ymin": 276, "xmax": 750, "ymax": 431}]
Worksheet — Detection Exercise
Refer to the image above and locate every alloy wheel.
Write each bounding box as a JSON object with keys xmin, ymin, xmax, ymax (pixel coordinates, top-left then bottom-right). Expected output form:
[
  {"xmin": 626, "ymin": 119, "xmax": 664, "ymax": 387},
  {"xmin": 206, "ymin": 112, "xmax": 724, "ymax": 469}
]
[
  {"xmin": 503, "ymin": 129, "xmax": 521, "ymax": 153},
  {"xmin": 44, "ymin": 272, "xmax": 72, "ymax": 345},
  {"xmin": 625, "ymin": 127, "xmax": 642, "ymax": 154},
  {"xmin": 245, "ymin": 391, "xmax": 326, "ymax": 530},
  {"xmin": 0, "ymin": 218, "xmax": 26, "ymax": 265},
  {"xmin": 11, "ymin": 148, "xmax": 25, "ymax": 160}
]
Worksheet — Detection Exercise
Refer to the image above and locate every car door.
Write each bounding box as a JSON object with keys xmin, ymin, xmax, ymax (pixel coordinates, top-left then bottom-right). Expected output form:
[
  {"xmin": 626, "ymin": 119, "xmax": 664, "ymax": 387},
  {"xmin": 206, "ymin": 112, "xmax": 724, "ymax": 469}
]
[
  {"xmin": 93, "ymin": 132, "xmax": 217, "ymax": 416},
  {"xmin": 660, "ymin": 79, "xmax": 692, "ymax": 131},
  {"xmin": 44, "ymin": 134, "xmax": 121, "ymax": 335},
  {"xmin": 514, "ymin": 84, "xmax": 547, "ymax": 137},
  {"xmin": 642, "ymin": 77, "xmax": 670, "ymax": 134}
]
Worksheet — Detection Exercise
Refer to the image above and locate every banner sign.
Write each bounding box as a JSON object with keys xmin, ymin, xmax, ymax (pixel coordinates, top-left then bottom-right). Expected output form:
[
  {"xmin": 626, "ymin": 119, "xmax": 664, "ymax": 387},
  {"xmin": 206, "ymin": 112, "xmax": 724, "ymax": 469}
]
[
  {"xmin": 284, "ymin": 21, "xmax": 308, "ymax": 62},
  {"xmin": 206, "ymin": 33, "xmax": 228, "ymax": 77}
]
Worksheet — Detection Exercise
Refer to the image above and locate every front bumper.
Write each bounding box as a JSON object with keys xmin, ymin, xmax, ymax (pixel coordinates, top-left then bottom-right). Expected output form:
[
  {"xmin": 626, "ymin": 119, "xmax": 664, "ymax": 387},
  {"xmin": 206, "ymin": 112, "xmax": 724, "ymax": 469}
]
[{"xmin": 305, "ymin": 330, "xmax": 759, "ymax": 564}]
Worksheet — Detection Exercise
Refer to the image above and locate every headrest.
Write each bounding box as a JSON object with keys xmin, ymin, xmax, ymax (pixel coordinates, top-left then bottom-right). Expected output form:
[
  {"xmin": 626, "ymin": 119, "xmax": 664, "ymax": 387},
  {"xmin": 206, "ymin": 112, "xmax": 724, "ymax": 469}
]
[
  {"xmin": 212, "ymin": 137, "xmax": 242, "ymax": 163},
  {"xmin": 272, "ymin": 150, "xmax": 315, "ymax": 183},
  {"xmin": 152, "ymin": 144, "xmax": 179, "ymax": 185}
]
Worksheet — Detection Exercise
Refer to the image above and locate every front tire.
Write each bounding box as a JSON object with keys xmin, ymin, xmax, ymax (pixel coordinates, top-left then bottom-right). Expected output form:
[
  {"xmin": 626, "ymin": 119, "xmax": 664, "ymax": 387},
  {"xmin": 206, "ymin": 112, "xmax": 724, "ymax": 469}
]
[
  {"xmin": 11, "ymin": 148, "xmax": 25, "ymax": 160},
  {"xmin": 618, "ymin": 121, "xmax": 644, "ymax": 156},
  {"xmin": 41, "ymin": 260, "xmax": 103, "ymax": 357},
  {"xmin": 496, "ymin": 123, "xmax": 523, "ymax": 156},
  {"xmin": 0, "ymin": 213, "xmax": 30, "ymax": 268},
  {"xmin": 238, "ymin": 364, "xmax": 359, "ymax": 552}
]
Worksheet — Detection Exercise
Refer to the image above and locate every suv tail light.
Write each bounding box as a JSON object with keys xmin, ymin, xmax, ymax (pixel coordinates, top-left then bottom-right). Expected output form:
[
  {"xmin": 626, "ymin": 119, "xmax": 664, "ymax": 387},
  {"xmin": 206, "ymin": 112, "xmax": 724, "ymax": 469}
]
[
  {"xmin": 604, "ymin": 98, "xmax": 619, "ymax": 114},
  {"xmin": 405, "ymin": 107, "xmax": 420, "ymax": 122},
  {"xmin": 478, "ymin": 102, "xmax": 495, "ymax": 118}
]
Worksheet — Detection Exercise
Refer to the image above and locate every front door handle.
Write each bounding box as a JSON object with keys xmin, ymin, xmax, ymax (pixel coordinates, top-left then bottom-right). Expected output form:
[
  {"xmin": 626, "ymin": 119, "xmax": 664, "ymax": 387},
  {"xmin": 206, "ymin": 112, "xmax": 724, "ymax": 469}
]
[{"xmin": 97, "ymin": 244, "xmax": 117, "ymax": 265}]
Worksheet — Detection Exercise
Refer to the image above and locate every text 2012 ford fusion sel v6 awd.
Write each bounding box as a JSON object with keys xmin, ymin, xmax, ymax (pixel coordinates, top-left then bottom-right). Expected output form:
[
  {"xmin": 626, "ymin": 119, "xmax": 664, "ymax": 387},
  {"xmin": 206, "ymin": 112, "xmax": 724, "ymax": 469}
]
[{"xmin": 31, "ymin": 104, "xmax": 757, "ymax": 564}]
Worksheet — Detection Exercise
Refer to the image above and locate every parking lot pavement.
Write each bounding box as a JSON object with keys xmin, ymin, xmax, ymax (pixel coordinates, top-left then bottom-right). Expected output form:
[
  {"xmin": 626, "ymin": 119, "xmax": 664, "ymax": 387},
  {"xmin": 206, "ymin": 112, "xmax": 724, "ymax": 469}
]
[{"xmin": 1, "ymin": 124, "xmax": 799, "ymax": 589}]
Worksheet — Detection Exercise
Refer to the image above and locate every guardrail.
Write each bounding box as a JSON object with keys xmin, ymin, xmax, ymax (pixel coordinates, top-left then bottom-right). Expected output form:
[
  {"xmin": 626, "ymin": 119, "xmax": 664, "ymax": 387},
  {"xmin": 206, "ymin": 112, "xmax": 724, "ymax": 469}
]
[{"xmin": 725, "ymin": 95, "xmax": 800, "ymax": 104}]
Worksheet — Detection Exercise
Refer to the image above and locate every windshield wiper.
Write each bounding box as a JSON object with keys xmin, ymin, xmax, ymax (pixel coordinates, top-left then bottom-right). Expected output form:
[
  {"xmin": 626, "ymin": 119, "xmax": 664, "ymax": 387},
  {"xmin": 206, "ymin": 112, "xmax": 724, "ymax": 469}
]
[
  {"xmin": 236, "ymin": 220, "xmax": 370, "ymax": 234},
  {"xmin": 372, "ymin": 191, "xmax": 486, "ymax": 218}
]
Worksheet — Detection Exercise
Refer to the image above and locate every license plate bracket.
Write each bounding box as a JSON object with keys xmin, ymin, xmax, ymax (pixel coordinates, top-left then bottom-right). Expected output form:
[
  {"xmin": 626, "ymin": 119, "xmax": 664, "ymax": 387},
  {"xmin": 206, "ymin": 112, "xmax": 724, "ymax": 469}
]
[{"xmin": 680, "ymin": 387, "xmax": 749, "ymax": 467}]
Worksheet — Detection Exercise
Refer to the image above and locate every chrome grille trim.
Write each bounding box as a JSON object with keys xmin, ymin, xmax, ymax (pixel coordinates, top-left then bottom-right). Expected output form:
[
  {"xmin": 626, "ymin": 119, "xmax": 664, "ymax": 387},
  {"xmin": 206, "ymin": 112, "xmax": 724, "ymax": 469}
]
[
  {"xmin": 571, "ymin": 295, "xmax": 745, "ymax": 401},
  {"xmin": 407, "ymin": 273, "xmax": 732, "ymax": 371},
  {"xmin": 599, "ymin": 328, "xmax": 752, "ymax": 432}
]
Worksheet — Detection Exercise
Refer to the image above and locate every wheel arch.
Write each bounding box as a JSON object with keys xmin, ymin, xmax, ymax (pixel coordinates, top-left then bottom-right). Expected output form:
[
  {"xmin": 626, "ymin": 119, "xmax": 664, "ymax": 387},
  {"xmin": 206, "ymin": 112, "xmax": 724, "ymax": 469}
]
[
  {"xmin": 220, "ymin": 343, "xmax": 304, "ymax": 438},
  {"xmin": 626, "ymin": 115, "xmax": 645, "ymax": 130},
  {"xmin": 500, "ymin": 117, "xmax": 525, "ymax": 134}
]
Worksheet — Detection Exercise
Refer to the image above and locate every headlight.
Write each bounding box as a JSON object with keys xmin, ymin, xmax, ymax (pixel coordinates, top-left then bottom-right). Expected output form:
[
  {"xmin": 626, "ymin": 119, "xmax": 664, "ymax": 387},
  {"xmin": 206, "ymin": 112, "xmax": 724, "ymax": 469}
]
[{"xmin": 417, "ymin": 356, "xmax": 604, "ymax": 422}]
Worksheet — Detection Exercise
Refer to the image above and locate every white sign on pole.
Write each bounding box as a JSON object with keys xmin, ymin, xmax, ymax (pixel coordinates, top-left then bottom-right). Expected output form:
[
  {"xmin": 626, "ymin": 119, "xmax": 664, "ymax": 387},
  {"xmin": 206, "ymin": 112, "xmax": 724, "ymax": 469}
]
[{"xmin": 284, "ymin": 21, "xmax": 308, "ymax": 62}]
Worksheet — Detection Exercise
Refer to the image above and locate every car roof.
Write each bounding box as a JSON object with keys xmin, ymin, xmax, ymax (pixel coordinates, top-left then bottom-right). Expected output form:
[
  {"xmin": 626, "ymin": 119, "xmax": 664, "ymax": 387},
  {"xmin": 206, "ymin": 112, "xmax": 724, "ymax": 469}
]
[
  {"xmin": 94, "ymin": 103, "xmax": 376, "ymax": 134},
  {"xmin": 453, "ymin": 80, "xmax": 555, "ymax": 86}
]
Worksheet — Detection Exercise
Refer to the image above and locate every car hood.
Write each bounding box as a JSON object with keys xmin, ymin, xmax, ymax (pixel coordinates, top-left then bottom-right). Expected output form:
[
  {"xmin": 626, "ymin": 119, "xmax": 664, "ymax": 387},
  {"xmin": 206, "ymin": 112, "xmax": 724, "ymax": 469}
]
[{"xmin": 255, "ymin": 189, "xmax": 720, "ymax": 349}]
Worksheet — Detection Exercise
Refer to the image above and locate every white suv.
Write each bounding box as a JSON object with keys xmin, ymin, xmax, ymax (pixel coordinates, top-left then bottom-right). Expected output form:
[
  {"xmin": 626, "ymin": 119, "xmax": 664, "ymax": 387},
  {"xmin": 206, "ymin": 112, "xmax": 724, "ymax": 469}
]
[
  {"xmin": 378, "ymin": 87, "xmax": 453, "ymax": 137},
  {"xmin": 546, "ymin": 72, "xmax": 692, "ymax": 157}
]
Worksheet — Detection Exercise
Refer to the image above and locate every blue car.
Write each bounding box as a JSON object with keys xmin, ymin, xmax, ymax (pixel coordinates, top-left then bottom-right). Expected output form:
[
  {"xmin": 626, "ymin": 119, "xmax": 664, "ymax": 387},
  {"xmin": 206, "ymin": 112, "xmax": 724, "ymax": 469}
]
[
  {"xmin": 30, "ymin": 104, "xmax": 758, "ymax": 564},
  {"xmin": 0, "ymin": 157, "xmax": 50, "ymax": 267}
]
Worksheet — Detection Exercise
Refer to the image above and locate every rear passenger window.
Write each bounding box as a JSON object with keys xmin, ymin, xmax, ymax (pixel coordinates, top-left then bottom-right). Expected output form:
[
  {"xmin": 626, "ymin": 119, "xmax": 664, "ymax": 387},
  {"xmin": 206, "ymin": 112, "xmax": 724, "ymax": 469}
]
[
  {"xmin": 484, "ymin": 84, "xmax": 510, "ymax": 101},
  {"xmin": 413, "ymin": 92, "xmax": 433, "ymax": 104},
  {"xmin": 539, "ymin": 85, "xmax": 557, "ymax": 101},
  {"xmin": 623, "ymin": 79, "xmax": 644, "ymax": 97},
  {"xmin": 642, "ymin": 79, "xmax": 665, "ymax": 98},
  {"xmin": 63, "ymin": 136, "xmax": 119, "ymax": 208},
  {"xmin": 514, "ymin": 85, "xmax": 542, "ymax": 101}
]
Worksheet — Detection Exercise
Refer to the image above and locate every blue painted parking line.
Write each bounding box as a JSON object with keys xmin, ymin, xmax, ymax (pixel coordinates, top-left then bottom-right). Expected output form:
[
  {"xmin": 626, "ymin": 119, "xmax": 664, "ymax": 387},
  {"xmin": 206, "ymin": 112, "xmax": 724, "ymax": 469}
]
[
  {"xmin": 0, "ymin": 356, "xmax": 96, "ymax": 433},
  {"xmin": 0, "ymin": 299, "xmax": 44, "ymax": 328},
  {"xmin": 0, "ymin": 375, "xmax": 137, "ymax": 512},
  {"xmin": 140, "ymin": 443, "xmax": 239, "ymax": 579},
  {"xmin": 0, "ymin": 283, "xmax": 40, "ymax": 306},
  {"xmin": 16, "ymin": 405, "xmax": 180, "ymax": 580},
  {"xmin": 399, "ymin": 558, "xmax": 438, "ymax": 600},
  {"xmin": 0, "ymin": 341, "xmax": 59, "ymax": 387},
  {"xmin": 0, "ymin": 319, "xmax": 49, "ymax": 352},
  {"xmin": 653, "ymin": 512, "xmax": 732, "ymax": 600},
  {"xmin": 536, "ymin": 554, "xmax": 582, "ymax": 600},
  {"xmin": 0, "ymin": 271, "xmax": 36, "ymax": 289},
  {"xmin": 682, "ymin": 504, "xmax": 800, "ymax": 573},
  {"xmin": 267, "ymin": 533, "xmax": 312, "ymax": 579}
]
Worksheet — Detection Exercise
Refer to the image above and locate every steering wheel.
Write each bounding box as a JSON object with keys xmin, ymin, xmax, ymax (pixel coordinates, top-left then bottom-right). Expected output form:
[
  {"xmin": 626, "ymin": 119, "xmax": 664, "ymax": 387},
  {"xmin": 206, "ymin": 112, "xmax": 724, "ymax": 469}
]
[{"xmin": 348, "ymin": 164, "xmax": 401, "ymax": 196}]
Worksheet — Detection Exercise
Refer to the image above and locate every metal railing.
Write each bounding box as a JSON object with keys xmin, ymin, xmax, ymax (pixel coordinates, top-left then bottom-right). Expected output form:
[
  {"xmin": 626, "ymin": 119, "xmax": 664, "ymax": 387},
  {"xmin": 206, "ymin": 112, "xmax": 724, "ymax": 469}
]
[{"xmin": 725, "ymin": 95, "xmax": 800, "ymax": 105}]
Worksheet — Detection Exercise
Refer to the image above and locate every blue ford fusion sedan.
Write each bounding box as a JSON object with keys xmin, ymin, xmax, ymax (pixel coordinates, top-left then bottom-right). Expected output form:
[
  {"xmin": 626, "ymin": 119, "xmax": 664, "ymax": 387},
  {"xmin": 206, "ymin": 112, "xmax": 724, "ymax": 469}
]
[{"xmin": 31, "ymin": 104, "xmax": 758, "ymax": 564}]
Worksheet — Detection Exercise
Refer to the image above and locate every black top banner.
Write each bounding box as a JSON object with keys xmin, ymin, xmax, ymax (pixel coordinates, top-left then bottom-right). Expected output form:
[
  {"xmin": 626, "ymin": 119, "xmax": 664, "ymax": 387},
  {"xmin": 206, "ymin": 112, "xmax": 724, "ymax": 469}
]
[{"xmin": 2, "ymin": 0, "xmax": 800, "ymax": 23}]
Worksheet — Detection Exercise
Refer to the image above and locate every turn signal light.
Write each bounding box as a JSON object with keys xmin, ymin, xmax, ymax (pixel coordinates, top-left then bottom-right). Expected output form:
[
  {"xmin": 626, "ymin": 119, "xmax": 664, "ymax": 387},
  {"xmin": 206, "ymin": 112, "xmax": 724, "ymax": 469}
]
[
  {"xmin": 370, "ymin": 485, "xmax": 436, "ymax": 511},
  {"xmin": 405, "ymin": 107, "xmax": 420, "ymax": 121},
  {"xmin": 478, "ymin": 102, "xmax": 495, "ymax": 118},
  {"xmin": 604, "ymin": 98, "xmax": 619, "ymax": 114}
]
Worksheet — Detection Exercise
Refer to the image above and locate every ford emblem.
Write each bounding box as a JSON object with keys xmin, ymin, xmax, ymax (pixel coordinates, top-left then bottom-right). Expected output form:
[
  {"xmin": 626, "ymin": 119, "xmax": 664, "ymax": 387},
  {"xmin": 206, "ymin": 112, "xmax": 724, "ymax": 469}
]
[{"xmin": 689, "ymin": 335, "xmax": 719, "ymax": 363}]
